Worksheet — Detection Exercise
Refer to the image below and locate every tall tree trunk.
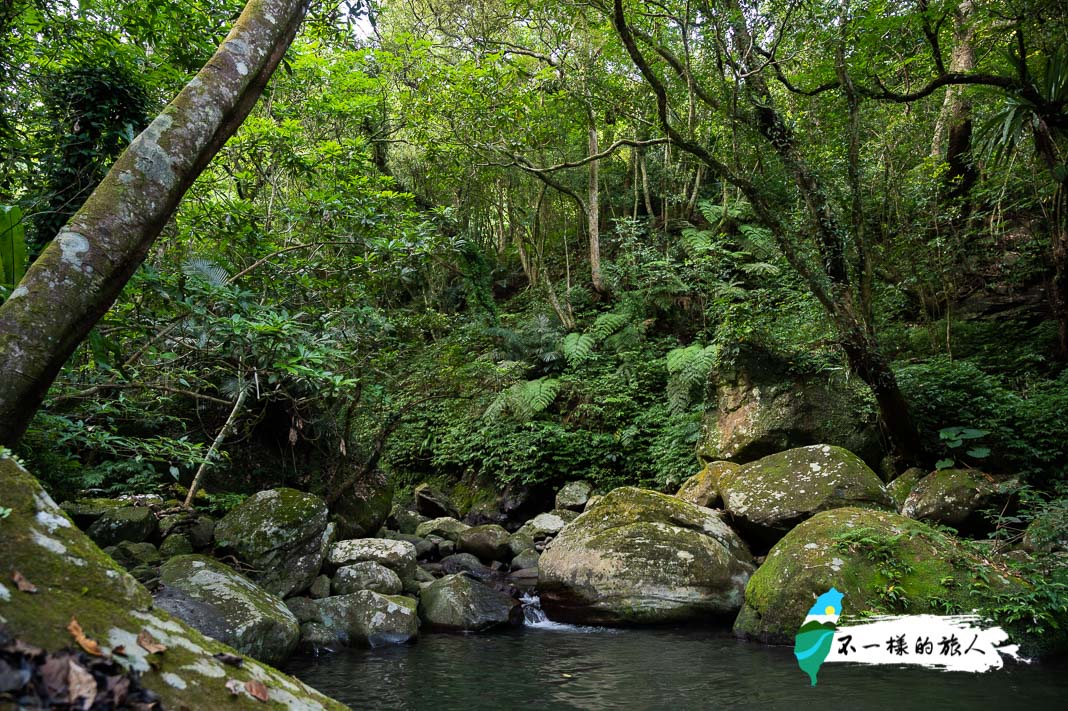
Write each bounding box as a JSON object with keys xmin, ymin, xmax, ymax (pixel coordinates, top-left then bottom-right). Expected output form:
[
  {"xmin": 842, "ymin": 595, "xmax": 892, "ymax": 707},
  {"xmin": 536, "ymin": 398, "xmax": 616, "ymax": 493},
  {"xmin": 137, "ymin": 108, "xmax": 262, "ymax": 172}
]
[
  {"xmin": 930, "ymin": 0, "xmax": 978, "ymax": 197},
  {"xmin": 0, "ymin": 0, "xmax": 312, "ymax": 446},
  {"xmin": 588, "ymin": 121, "xmax": 606, "ymax": 294}
]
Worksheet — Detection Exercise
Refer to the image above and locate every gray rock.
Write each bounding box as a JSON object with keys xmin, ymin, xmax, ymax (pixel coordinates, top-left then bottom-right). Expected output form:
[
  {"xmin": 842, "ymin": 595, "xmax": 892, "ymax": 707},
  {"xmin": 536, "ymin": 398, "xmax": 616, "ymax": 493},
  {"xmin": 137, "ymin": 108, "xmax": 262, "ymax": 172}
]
[
  {"xmin": 308, "ymin": 574, "xmax": 332, "ymax": 599},
  {"xmin": 515, "ymin": 510, "xmax": 576, "ymax": 541},
  {"xmin": 379, "ymin": 529, "xmax": 436, "ymax": 559},
  {"xmin": 155, "ymin": 554, "xmax": 299, "ymax": 665},
  {"xmin": 888, "ymin": 467, "xmax": 927, "ymax": 511},
  {"xmin": 414, "ymin": 483, "xmax": 458, "ymax": 518},
  {"xmin": 438, "ymin": 539, "xmax": 455, "ymax": 558},
  {"xmin": 697, "ymin": 347, "xmax": 883, "ymax": 468},
  {"xmin": 87, "ymin": 507, "xmax": 157, "ymax": 547},
  {"xmin": 457, "ymin": 524, "xmax": 512, "ymax": 563},
  {"xmin": 719, "ymin": 444, "xmax": 893, "ymax": 546},
  {"xmin": 675, "ymin": 462, "xmax": 738, "ymax": 509},
  {"xmin": 105, "ymin": 541, "xmax": 160, "ymax": 569},
  {"xmin": 388, "ymin": 505, "xmax": 428, "ymax": 535},
  {"xmin": 538, "ymin": 487, "xmax": 754, "ymax": 625},
  {"xmin": 415, "ymin": 516, "xmax": 470, "ymax": 541},
  {"xmin": 285, "ymin": 596, "xmax": 319, "ymax": 624},
  {"xmin": 555, "ymin": 481, "xmax": 593, "ymax": 511},
  {"xmin": 440, "ymin": 552, "xmax": 492, "ymax": 579},
  {"xmin": 327, "ymin": 538, "xmax": 417, "ymax": 580},
  {"xmin": 213, "ymin": 488, "xmax": 332, "ymax": 598},
  {"xmin": 901, "ymin": 468, "xmax": 1005, "ymax": 534},
  {"xmin": 332, "ymin": 561, "xmax": 403, "ymax": 595},
  {"xmin": 419, "ymin": 574, "xmax": 521, "ymax": 631},
  {"xmin": 511, "ymin": 548, "xmax": 540, "ymax": 571},
  {"xmin": 300, "ymin": 591, "xmax": 419, "ymax": 649},
  {"xmin": 159, "ymin": 534, "xmax": 193, "ymax": 558}
]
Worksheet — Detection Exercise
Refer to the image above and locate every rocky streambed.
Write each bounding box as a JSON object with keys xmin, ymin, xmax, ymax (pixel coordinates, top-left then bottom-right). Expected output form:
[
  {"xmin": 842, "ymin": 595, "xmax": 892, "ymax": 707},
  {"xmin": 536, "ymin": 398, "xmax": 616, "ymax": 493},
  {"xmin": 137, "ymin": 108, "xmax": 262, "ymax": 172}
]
[{"xmin": 3, "ymin": 443, "xmax": 1066, "ymax": 708}]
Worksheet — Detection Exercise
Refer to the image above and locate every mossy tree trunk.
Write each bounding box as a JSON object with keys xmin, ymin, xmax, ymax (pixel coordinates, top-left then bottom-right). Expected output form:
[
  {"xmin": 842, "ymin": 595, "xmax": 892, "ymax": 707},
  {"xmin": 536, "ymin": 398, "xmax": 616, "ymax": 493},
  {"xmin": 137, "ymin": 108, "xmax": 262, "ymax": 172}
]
[{"xmin": 0, "ymin": 0, "xmax": 312, "ymax": 446}]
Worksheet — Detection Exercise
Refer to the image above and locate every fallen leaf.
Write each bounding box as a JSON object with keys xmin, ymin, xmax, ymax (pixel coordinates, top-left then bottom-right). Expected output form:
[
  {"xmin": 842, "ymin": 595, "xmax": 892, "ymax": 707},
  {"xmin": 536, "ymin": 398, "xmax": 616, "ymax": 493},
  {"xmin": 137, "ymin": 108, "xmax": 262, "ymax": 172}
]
[
  {"xmin": 245, "ymin": 679, "xmax": 269, "ymax": 702},
  {"xmin": 67, "ymin": 618, "xmax": 104, "ymax": 657},
  {"xmin": 137, "ymin": 629, "xmax": 166, "ymax": 655},
  {"xmin": 212, "ymin": 652, "xmax": 243, "ymax": 667},
  {"xmin": 68, "ymin": 660, "xmax": 97, "ymax": 707},
  {"xmin": 225, "ymin": 678, "xmax": 243, "ymax": 696},
  {"xmin": 11, "ymin": 570, "xmax": 37, "ymax": 593},
  {"xmin": 112, "ymin": 645, "xmax": 127, "ymax": 656},
  {"xmin": 40, "ymin": 654, "xmax": 70, "ymax": 699}
]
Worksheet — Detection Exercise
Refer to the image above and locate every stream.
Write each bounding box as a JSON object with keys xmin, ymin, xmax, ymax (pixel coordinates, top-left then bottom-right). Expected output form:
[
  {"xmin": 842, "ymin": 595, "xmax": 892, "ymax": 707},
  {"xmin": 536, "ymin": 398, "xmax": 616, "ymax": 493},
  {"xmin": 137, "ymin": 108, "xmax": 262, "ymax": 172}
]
[{"xmin": 284, "ymin": 595, "xmax": 1068, "ymax": 710}]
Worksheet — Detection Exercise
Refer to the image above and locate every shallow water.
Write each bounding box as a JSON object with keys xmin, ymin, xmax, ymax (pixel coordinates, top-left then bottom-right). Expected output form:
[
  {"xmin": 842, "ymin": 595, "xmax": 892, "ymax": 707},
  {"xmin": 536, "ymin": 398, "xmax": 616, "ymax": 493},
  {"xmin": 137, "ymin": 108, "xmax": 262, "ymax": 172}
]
[{"xmin": 285, "ymin": 620, "xmax": 1068, "ymax": 710}]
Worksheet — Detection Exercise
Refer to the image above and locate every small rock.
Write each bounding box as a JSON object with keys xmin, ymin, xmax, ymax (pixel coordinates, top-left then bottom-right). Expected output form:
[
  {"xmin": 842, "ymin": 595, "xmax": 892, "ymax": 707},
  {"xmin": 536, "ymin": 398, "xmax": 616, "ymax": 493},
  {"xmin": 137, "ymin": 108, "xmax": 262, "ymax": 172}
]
[
  {"xmin": 419, "ymin": 574, "xmax": 521, "ymax": 631},
  {"xmin": 159, "ymin": 534, "xmax": 193, "ymax": 558},
  {"xmin": 415, "ymin": 517, "xmax": 470, "ymax": 542},
  {"xmin": 511, "ymin": 548, "xmax": 540, "ymax": 571},
  {"xmin": 87, "ymin": 507, "xmax": 157, "ymax": 547},
  {"xmin": 414, "ymin": 483, "xmax": 458, "ymax": 519},
  {"xmin": 555, "ymin": 481, "xmax": 593, "ymax": 512},
  {"xmin": 309, "ymin": 574, "xmax": 332, "ymax": 599},
  {"xmin": 327, "ymin": 538, "xmax": 417, "ymax": 580},
  {"xmin": 457, "ymin": 524, "xmax": 512, "ymax": 563}
]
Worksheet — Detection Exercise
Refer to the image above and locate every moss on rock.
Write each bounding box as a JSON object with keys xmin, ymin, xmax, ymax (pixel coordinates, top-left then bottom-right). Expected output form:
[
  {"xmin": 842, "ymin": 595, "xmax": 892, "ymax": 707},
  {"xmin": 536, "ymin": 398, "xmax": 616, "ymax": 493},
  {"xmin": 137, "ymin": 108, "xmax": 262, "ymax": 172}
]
[
  {"xmin": 675, "ymin": 461, "xmax": 738, "ymax": 509},
  {"xmin": 733, "ymin": 506, "xmax": 1027, "ymax": 644},
  {"xmin": 0, "ymin": 456, "xmax": 346, "ymax": 710},
  {"xmin": 538, "ymin": 487, "xmax": 754, "ymax": 625}
]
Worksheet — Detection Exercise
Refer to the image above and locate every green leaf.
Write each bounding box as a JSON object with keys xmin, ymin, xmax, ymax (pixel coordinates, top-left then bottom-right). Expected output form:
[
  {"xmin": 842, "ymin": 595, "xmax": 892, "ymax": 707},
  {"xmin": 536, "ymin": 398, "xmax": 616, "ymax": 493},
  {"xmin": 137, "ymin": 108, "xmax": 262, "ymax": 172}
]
[
  {"xmin": 936, "ymin": 458, "xmax": 955, "ymax": 470},
  {"xmin": 966, "ymin": 447, "xmax": 991, "ymax": 459}
]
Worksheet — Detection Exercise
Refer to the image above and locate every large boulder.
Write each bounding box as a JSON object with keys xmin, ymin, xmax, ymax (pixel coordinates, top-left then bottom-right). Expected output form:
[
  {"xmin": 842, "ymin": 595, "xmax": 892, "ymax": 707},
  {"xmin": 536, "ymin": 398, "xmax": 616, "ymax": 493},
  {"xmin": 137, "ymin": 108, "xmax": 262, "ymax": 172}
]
[
  {"xmin": 675, "ymin": 461, "xmax": 739, "ymax": 509},
  {"xmin": 719, "ymin": 445, "xmax": 892, "ymax": 546},
  {"xmin": 155, "ymin": 555, "xmax": 299, "ymax": 666},
  {"xmin": 331, "ymin": 468, "xmax": 393, "ymax": 540},
  {"xmin": 457, "ymin": 524, "xmax": 512, "ymax": 563},
  {"xmin": 298, "ymin": 591, "xmax": 419, "ymax": 649},
  {"xmin": 901, "ymin": 468, "xmax": 1004, "ymax": 534},
  {"xmin": 414, "ymin": 483, "xmax": 459, "ymax": 519},
  {"xmin": 697, "ymin": 348, "xmax": 882, "ymax": 467},
  {"xmin": 213, "ymin": 488, "xmax": 333, "ymax": 598},
  {"xmin": 0, "ymin": 457, "xmax": 345, "ymax": 710},
  {"xmin": 538, "ymin": 487, "xmax": 754, "ymax": 624},
  {"xmin": 326, "ymin": 538, "xmax": 417, "ymax": 580},
  {"xmin": 733, "ymin": 507, "xmax": 1027, "ymax": 644},
  {"xmin": 419, "ymin": 574, "xmax": 521, "ymax": 631},
  {"xmin": 86, "ymin": 506, "xmax": 158, "ymax": 547}
]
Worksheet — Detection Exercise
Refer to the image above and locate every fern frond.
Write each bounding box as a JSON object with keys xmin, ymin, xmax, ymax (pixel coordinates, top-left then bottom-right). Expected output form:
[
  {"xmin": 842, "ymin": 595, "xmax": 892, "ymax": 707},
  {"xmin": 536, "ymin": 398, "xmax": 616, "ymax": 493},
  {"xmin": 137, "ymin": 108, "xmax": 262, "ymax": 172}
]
[
  {"xmin": 665, "ymin": 344, "xmax": 718, "ymax": 414},
  {"xmin": 182, "ymin": 257, "xmax": 229, "ymax": 286},
  {"xmin": 591, "ymin": 312, "xmax": 628, "ymax": 341},
  {"xmin": 680, "ymin": 227, "xmax": 714, "ymax": 256},
  {"xmin": 739, "ymin": 261, "xmax": 781, "ymax": 277},
  {"xmin": 562, "ymin": 332, "xmax": 596, "ymax": 363}
]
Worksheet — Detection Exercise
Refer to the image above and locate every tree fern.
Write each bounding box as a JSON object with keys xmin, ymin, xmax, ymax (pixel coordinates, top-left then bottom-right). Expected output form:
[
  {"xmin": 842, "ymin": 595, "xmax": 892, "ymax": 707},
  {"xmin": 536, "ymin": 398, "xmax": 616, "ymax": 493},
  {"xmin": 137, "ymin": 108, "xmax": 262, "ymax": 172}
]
[
  {"xmin": 591, "ymin": 311, "xmax": 627, "ymax": 341},
  {"xmin": 666, "ymin": 344, "xmax": 718, "ymax": 415},
  {"xmin": 483, "ymin": 377, "xmax": 560, "ymax": 421}
]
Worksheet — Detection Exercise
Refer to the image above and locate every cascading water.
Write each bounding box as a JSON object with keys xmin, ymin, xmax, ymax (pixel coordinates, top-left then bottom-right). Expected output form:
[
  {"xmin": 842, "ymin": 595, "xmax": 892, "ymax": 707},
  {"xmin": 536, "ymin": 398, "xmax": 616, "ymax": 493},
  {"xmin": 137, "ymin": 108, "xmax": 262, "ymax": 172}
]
[{"xmin": 518, "ymin": 591, "xmax": 608, "ymax": 632}]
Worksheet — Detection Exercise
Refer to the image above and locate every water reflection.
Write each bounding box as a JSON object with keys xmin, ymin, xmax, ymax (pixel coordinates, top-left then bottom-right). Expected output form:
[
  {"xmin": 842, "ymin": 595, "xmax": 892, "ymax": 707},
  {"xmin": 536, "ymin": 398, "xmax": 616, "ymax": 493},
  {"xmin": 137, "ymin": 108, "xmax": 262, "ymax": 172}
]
[{"xmin": 285, "ymin": 625, "xmax": 1068, "ymax": 710}]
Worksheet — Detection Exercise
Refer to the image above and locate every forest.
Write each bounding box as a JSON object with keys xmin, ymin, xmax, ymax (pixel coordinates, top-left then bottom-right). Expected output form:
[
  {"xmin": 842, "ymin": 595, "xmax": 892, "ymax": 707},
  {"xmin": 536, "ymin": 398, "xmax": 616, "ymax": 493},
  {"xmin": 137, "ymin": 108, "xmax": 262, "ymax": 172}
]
[{"xmin": 1, "ymin": 0, "xmax": 1068, "ymax": 708}]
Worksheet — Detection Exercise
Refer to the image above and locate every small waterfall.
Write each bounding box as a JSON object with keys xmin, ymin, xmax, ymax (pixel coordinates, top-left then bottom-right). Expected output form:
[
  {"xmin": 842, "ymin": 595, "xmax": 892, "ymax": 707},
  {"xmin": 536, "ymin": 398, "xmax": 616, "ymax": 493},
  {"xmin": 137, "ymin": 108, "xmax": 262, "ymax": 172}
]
[{"xmin": 519, "ymin": 592, "xmax": 610, "ymax": 632}]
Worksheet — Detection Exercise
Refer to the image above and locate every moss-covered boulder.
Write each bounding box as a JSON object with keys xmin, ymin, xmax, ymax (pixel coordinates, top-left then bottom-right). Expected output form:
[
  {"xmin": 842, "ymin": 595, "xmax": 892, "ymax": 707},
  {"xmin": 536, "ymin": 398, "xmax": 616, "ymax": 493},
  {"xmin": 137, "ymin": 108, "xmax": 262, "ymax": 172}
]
[
  {"xmin": 160, "ymin": 533, "xmax": 194, "ymax": 558},
  {"xmin": 415, "ymin": 516, "xmax": 469, "ymax": 542},
  {"xmin": 457, "ymin": 524, "xmax": 512, "ymax": 563},
  {"xmin": 332, "ymin": 561, "xmax": 402, "ymax": 596},
  {"xmin": 331, "ymin": 468, "xmax": 393, "ymax": 540},
  {"xmin": 326, "ymin": 538, "xmax": 417, "ymax": 581},
  {"xmin": 0, "ymin": 457, "xmax": 345, "ymax": 710},
  {"xmin": 733, "ymin": 507, "xmax": 1027, "ymax": 644},
  {"xmin": 160, "ymin": 511, "xmax": 216, "ymax": 550},
  {"xmin": 298, "ymin": 591, "xmax": 419, "ymax": 650},
  {"xmin": 697, "ymin": 348, "xmax": 882, "ymax": 467},
  {"xmin": 419, "ymin": 574, "xmax": 521, "ymax": 631},
  {"xmin": 414, "ymin": 483, "xmax": 459, "ymax": 519},
  {"xmin": 86, "ymin": 507, "xmax": 158, "ymax": 547},
  {"xmin": 60, "ymin": 498, "xmax": 130, "ymax": 527},
  {"xmin": 538, "ymin": 487, "xmax": 754, "ymax": 625},
  {"xmin": 155, "ymin": 555, "xmax": 299, "ymax": 666},
  {"xmin": 388, "ymin": 505, "xmax": 428, "ymax": 535},
  {"xmin": 104, "ymin": 541, "xmax": 161, "ymax": 570},
  {"xmin": 675, "ymin": 461, "xmax": 738, "ymax": 509},
  {"xmin": 887, "ymin": 467, "xmax": 926, "ymax": 511},
  {"xmin": 720, "ymin": 445, "xmax": 892, "ymax": 546},
  {"xmin": 555, "ymin": 481, "xmax": 593, "ymax": 512},
  {"xmin": 214, "ymin": 488, "xmax": 332, "ymax": 598},
  {"xmin": 901, "ymin": 468, "xmax": 1003, "ymax": 534}
]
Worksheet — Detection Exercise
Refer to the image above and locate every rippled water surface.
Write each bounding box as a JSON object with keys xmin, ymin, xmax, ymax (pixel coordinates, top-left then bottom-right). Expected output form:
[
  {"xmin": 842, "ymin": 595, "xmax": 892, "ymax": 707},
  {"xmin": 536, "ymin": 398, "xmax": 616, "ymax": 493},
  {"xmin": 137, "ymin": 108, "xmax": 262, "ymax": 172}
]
[{"xmin": 285, "ymin": 622, "xmax": 1068, "ymax": 710}]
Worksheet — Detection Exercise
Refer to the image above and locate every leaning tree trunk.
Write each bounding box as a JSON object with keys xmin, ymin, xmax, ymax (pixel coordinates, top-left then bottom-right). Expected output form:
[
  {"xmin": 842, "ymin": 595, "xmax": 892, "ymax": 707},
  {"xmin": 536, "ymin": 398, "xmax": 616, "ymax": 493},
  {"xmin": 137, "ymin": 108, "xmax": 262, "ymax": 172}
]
[{"xmin": 0, "ymin": 0, "xmax": 312, "ymax": 446}]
